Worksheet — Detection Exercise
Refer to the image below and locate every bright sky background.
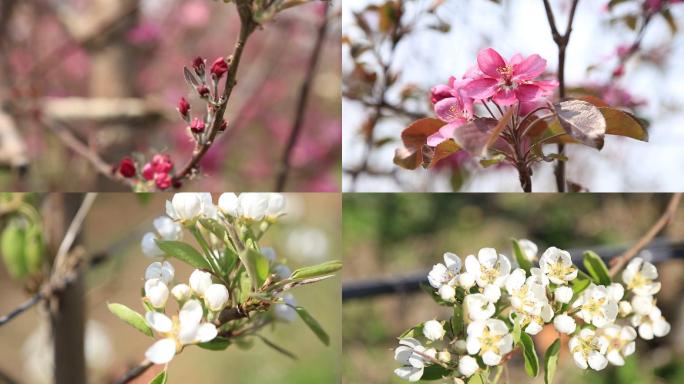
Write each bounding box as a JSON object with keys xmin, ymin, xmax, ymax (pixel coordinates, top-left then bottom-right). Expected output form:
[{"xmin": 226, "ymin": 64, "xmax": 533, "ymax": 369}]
[{"xmin": 342, "ymin": 0, "xmax": 684, "ymax": 192}]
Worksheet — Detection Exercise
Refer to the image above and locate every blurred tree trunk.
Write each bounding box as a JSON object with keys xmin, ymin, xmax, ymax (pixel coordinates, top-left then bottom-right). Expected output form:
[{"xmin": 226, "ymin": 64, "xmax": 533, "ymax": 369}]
[{"xmin": 45, "ymin": 195, "xmax": 87, "ymax": 384}]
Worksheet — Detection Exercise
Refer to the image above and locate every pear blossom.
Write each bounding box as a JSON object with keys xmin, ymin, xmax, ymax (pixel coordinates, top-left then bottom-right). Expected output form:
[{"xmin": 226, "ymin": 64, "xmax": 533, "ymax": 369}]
[
  {"xmin": 539, "ymin": 247, "xmax": 577, "ymax": 285},
  {"xmin": 572, "ymin": 284, "xmax": 618, "ymax": 328},
  {"xmin": 554, "ymin": 313, "xmax": 577, "ymax": 334},
  {"xmin": 273, "ymin": 294, "xmax": 298, "ymax": 322},
  {"xmin": 423, "ymin": 320, "xmax": 446, "ymax": 341},
  {"xmin": 569, "ymin": 328, "xmax": 609, "ymax": 370},
  {"xmin": 217, "ymin": 193, "xmax": 239, "ymax": 217},
  {"xmin": 237, "ymin": 193, "xmax": 270, "ymax": 221},
  {"xmin": 427, "ymin": 252, "xmax": 462, "ymax": 290},
  {"xmin": 458, "ymin": 272, "xmax": 476, "ymax": 289},
  {"xmin": 598, "ymin": 325, "xmax": 636, "ymax": 366},
  {"xmin": 630, "ymin": 306, "xmax": 670, "ymax": 340},
  {"xmin": 144, "ymin": 299, "xmax": 218, "ymax": 364},
  {"xmin": 630, "ymin": 294, "xmax": 655, "ymax": 316},
  {"xmin": 145, "ymin": 261, "xmax": 175, "ymax": 284},
  {"xmin": 504, "ymin": 269, "xmax": 553, "ymax": 334},
  {"xmin": 166, "ymin": 193, "xmax": 216, "ymax": 222},
  {"xmin": 517, "ymin": 239, "xmax": 538, "ymax": 262},
  {"xmin": 171, "ymin": 283, "xmax": 192, "ymax": 303},
  {"xmin": 141, "ymin": 215, "xmax": 183, "ymax": 257},
  {"xmin": 458, "ymin": 355, "xmax": 479, "ymax": 377},
  {"xmin": 463, "ymin": 48, "xmax": 557, "ymax": 106},
  {"xmin": 144, "ymin": 278, "xmax": 169, "ymax": 308},
  {"xmin": 189, "ymin": 269, "xmax": 212, "ymax": 296},
  {"xmin": 264, "ymin": 193, "xmax": 286, "ymax": 220},
  {"xmin": 464, "ymin": 293, "xmax": 495, "ymax": 321},
  {"xmin": 464, "ymin": 248, "xmax": 511, "ymax": 291},
  {"xmin": 204, "ymin": 284, "xmax": 229, "ymax": 312},
  {"xmin": 622, "ymin": 257, "xmax": 661, "ymax": 296},
  {"xmin": 438, "ymin": 285, "xmax": 456, "ymax": 302},
  {"xmin": 466, "ymin": 319, "xmax": 513, "ymax": 366},
  {"xmin": 393, "ymin": 338, "xmax": 437, "ymax": 382}
]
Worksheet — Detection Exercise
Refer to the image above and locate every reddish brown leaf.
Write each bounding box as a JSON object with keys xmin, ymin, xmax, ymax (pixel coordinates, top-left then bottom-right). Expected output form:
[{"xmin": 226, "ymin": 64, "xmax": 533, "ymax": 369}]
[{"xmin": 452, "ymin": 118, "xmax": 498, "ymax": 155}]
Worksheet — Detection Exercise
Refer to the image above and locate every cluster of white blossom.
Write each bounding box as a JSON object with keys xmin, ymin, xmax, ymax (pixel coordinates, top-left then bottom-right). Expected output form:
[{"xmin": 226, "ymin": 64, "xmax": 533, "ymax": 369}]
[
  {"xmin": 394, "ymin": 241, "xmax": 670, "ymax": 382},
  {"xmin": 138, "ymin": 192, "xmax": 293, "ymax": 364}
]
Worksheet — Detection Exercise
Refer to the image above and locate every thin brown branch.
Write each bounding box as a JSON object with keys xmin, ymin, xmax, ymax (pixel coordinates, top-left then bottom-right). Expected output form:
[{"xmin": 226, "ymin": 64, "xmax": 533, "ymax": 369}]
[
  {"xmin": 274, "ymin": 7, "xmax": 330, "ymax": 191},
  {"xmin": 608, "ymin": 193, "xmax": 682, "ymax": 277},
  {"xmin": 114, "ymin": 360, "xmax": 153, "ymax": 384},
  {"xmin": 0, "ymin": 291, "xmax": 43, "ymax": 326},
  {"xmin": 52, "ymin": 193, "xmax": 97, "ymax": 274}
]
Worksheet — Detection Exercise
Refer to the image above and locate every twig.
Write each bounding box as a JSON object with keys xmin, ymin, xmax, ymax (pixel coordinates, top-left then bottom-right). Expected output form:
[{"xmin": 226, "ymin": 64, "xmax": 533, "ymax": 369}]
[
  {"xmin": 53, "ymin": 193, "xmax": 97, "ymax": 273},
  {"xmin": 114, "ymin": 360, "xmax": 153, "ymax": 384},
  {"xmin": 542, "ymin": 0, "xmax": 580, "ymax": 192},
  {"xmin": 0, "ymin": 291, "xmax": 43, "ymax": 326},
  {"xmin": 172, "ymin": 7, "xmax": 256, "ymax": 185},
  {"xmin": 608, "ymin": 193, "xmax": 682, "ymax": 277},
  {"xmin": 274, "ymin": 6, "xmax": 329, "ymax": 191}
]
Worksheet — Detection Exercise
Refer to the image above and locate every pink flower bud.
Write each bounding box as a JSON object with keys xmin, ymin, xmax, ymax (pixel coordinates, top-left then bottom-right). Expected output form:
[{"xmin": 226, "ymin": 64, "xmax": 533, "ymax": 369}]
[
  {"xmin": 612, "ymin": 64, "xmax": 625, "ymax": 78},
  {"xmin": 151, "ymin": 154, "xmax": 173, "ymax": 173},
  {"xmin": 118, "ymin": 157, "xmax": 136, "ymax": 178},
  {"xmin": 430, "ymin": 84, "xmax": 453, "ymax": 104},
  {"xmin": 142, "ymin": 163, "xmax": 154, "ymax": 180},
  {"xmin": 192, "ymin": 56, "xmax": 205, "ymax": 75},
  {"xmin": 190, "ymin": 117, "xmax": 205, "ymax": 133},
  {"xmin": 219, "ymin": 119, "xmax": 228, "ymax": 132},
  {"xmin": 155, "ymin": 172, "xmax": 172, "ymax": 190},
  {"xmin": 177, "ymin": 97, "xmax": 190, "ymax": 117},
  {"xmin": 196, "ymin": 84, "xmax": 210, "ymax": 98},
  {"xmin": 210, "ymin": 57, "xmax": 229, "ymax": 78}
]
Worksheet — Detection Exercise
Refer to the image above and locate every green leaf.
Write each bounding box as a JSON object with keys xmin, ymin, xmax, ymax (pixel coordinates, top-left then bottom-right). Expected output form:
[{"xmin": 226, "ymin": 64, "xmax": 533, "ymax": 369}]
[
  {"xmin": 1, "ymin": 221, "xmax": 27, "ymax": 279},
  {"xmin": 511, "ymin": 238, "xmax": 533, "ymax": 274},
  {"xmin": 197, "ymin": 337, "xmax": 231, "ymax": 351},
  {"xmin": 240, "ymin": 248, "xmax": 270, "ymax": 290},
  {"xmin": 467, "ymin": 372, "xmax": 486, "ymax": 384},
  {"xmin": 512, "ymin": 313, "xmax": 522, "ymax": 344},
  {"xmin": 155, "ymin": 240, "xmax": 211, "ymax": 270},
  {"xmin": 290, "ymin": 260, "xmax": 342, "ymax": 280},
  {"xmin": 479, "ymin": 154, "xmax": 506, "ymax": 168},
  {"xmin": 544, "ymin": 338, "xmax": 561, "ymax": 384},
  {"xmin": 582, "ymin": 251, "xmax": 611, "ymax": 285},
  {"xmin": 107, "ymin": 303, "xmax": 153, "ymax": 337},
  {"xmin": 199, "ymin": 218, "xmax": 228, "ymax": 242},
  {"xmin": 236, "ymin": 267, "xmax": 251, "ymax": 303},
  {"xmin": 149, "ymin": 370, "xmax": 167, "ymax": 384},
  {"xmin": 572, "ymin": 277, "xmax": 591, "ymax": 296},
  {"xmin": 398, "ymin": 323, "xmax": 424, "ymax": 339},
  {"xmin": 293, "ymin": 306, "xmax": 329, "ymax": 346},
  {"xmin": 223, "ymin": 247, "xmax": 238, "ymax": 274},
  {"xmin": 520, "ymin": 331, "xmax": 539, "ymax": 377},
  {"xmin": 420, "ymin": 365, "xmax": 451, "ymax": 380},
  {"xmin": 451, "ymin": 304, "xmax": 463, "ymax": 337}
]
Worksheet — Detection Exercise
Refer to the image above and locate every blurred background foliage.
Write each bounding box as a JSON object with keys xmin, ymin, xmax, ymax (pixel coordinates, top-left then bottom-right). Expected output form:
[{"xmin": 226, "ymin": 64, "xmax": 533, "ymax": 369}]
[
  {"xmin": 0, "ymin": 193, "xmax": 341, "ymax": 384},
  {"xmin": 342, "ymin": 193, "xmax": 684, "ymax": 383}
]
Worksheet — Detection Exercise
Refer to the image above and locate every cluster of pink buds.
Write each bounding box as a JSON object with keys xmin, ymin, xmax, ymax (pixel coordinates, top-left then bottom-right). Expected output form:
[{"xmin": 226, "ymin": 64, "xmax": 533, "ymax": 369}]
[{"xmin": 116, "ymin": 153, "xmax": 177, "ymax": 191}]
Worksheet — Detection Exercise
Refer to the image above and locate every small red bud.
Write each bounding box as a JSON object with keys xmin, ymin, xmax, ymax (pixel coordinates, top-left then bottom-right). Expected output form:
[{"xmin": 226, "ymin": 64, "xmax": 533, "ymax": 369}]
[
  {"xmin": 142, "ymin": 163, "xmax": 154, "ymax": 180},
  {"xmin": 190, "ymin": 117, "xmax": 206, "ymax": 133},
  {"xmin": 172, "ymin": 179, "xmax": 183, "ymax": 189},
  {"xmin": 219, "ymin": 119, "xmax": 228, "ymax": 132},
  {"xmin": 118, "ymin": 157, "xmax": 136, "ymax": 178},
  {"xmin": 154, "ymin": 172, "xmax": 172, "ymax": 190},
  {"xmin": 210, "ymin": 57, "xmax": 229, "ymax": 79},
  {"xmin": 192, "ymin": 56, "xmax": 205, "ymax": 75},
  {"xmin": 196, "ymin": 84, "xmax": 210, "ymax": 98},
  {"xmin": 177, "ymin": 97, "xmax": 190, "ymax": 117},
  {"xmin": 612, "ymin": 65, "xmax": 625, "ymax": 78}
]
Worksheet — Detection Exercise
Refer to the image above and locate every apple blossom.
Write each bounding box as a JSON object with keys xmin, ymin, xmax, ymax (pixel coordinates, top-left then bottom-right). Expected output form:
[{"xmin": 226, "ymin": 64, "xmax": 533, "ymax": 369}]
[
  {"xmin": 569, "ymin": 328, "xmax": 609, "ymax": 370},
  {"xmin": 622, "ymin": 257, "xmax": 661, "ymax": 296},
  {"xmin": 423, "ymin": 320, "xmax": 446, "ymax": 341},
  {"xmin": 144, "ymin": 278, "xmax": 169, "ymax": 308},
  {"xmin": 517, "ymin": 239, "xmax": 538, "ymax": 262},
  {"xmin": 539, "ymin": 247, "xmax": 577, "ymax": 285},
  {"xmin": 144, "ymin": 300, "xmax": 217, "ymax": 364},
  {"xmin": 189, "ymin": 269, "xmax": 212, "ymax": 296},
  {"xmin": 145, "ymin": 261, "xmax": 175, "ymax": 284},
  {"xmin": 466, "ymin": 319, "xmax": 513, "ymax": 366}
]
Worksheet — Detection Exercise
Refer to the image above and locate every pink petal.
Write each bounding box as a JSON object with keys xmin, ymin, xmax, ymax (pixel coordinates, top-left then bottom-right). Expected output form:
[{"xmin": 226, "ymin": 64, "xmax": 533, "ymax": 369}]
[
  {"xmin": 463, "ymin": 78, "xmax": 499, "ymax": 100},
  {"xmin": 427, "ymin": 122, "xmax": 461, "ymax": 146},
  {"xmin": 492, "ymin": 89, "xmax": 517, "ymax": 106},
  {"xmin": 434, "ymin": 97, "xmax": 465, "ymax": 123},
  {"xmin": 515, "ymin": 84, "xmax": 542, "ymax": 102},
  {"xmin": 535, "ymin": 79, "xmax": 559, "ymax": 93},
  {"xmin": 513, "ymin": 54, "xmax": 547, "ymax": 80},
  {"xmin": 477, "ymin": 48, "xmax": 506, "ymax": 78},
  {"xmin": 509, "ymin": 53, "xmax": 524, "ymax": 65}
]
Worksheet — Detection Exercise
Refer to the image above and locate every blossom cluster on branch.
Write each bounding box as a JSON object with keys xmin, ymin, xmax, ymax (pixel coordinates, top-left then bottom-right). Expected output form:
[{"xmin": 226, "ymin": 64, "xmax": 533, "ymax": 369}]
[
  {"xmin": 108, "ymin": 192, "xmax": 341, "ymax": 382},
  {"xmin": 393, "ymin": 239, "xmax": 669, "ymax": 383}
]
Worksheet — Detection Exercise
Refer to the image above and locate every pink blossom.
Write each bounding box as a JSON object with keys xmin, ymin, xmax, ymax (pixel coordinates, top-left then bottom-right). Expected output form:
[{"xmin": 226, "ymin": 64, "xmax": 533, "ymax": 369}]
[
  {"xmin": 464, "ymin": 48, "xmax": 554, "ymax": 106},
  {"xmin": 426, "ymin": 77, "xmax": 474, "ymax": 147}
]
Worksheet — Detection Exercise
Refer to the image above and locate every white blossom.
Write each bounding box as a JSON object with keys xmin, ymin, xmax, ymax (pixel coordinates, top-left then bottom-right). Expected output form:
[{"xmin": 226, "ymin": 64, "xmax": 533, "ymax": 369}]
[
  {"xmin": 572, "ymin": 284, "xmax": 618, "ymax": 328},
  {"xmin": 539, "ymin": 247, "xmax": 577, "ymax": 285},
  {"xmin": 393, "ymin": 338, "xmax": 436, "ymax": 382},
  {"xmin": 458, "ymin": 272, "xmax": 475, "ymax": 289},
  {"xmin": 171, "ymin": 283, "xmax": 192, "ymax": 303},
  {"xmin": 518, "ymin": 239, "xmax": 538, "ymax": 262},
  {"xmin": 630, "ymin": 294, "xmax": 655, "ymax": 316},
  {"xmin": 553, "ymin": 313, "xmax": 576, "ymax": 334},
  {"xmin": 427, "ymin": 252, "xmax": 461, "ymax": 290},
  {"xmin": 598, "ymin": 325, "xmax": 636, "ymax": 366},
  {"xmin": 144, "ymin": 278, "xmax": 169, "ymax": 309},
  {"xmin": 204, "ymin": 284, "xmax": 229, "ymax": 312},
  {"xmin": 217, "ymin": 193, "xmax": 239, "ymax": 217},
  {"xmin": 144, "ymin": 300, "xmax": 217, "ymax": 364},
  {"xmin": 265, "ymin": 193, "xmax": 286, "ymax": 220},
  {"xmin": 569, "ymin": 328, "xmax": 608, "ymax": 370},
  {"xmin": 144, "ymin": 261, "xmax": 174, "ymax": 284},
  {"xmin": 630, "ymin": 306, "xmax": 670, "ymax": 340},
  {"xmin": 618, "ymin": 300, "xmax": 633, "ymax": 317},
  {"xmin": 237, "ymin": 193, "xmax": 270, "ymax": 221},
  {"xmin": 504, "ymin": 269, "xmax": 552, "ymax": 334},
  {"xmin": 189, "ymin": 269, "xmax": 213, "ymax": 296},
  {"xmin": 554, "ymin": 286, "xmax": 573, "ymax": 304},
  {"xmin": 423, "ymin": 320, "xmax": 445, "ymax": 341},
  {"xmin": 466, "ymin": 319, "xmax": 513, "ymax": 366},
  {"xmin": 622, "ymin": 257, "xmax": 661, "ymax": 296},
  {"xmin": 464, "ymin": 293, "xmax": 495, "ymax": 321},
  {"xmin": 458, "ymin": 355, "xmax": 479, "ymax": 377},
  {"xmin": 464, "ymin": 248, "xmax": 511, "ymax": 289},
  {"xmin": 141, "ymin": 232, "xmax": 163, "ymax": 258},
  {"xmin": 166, "ymin": 193, "xmax": 204, "ymax": 222},
  {"xmin": 438, "ymin": 285, "xmax": 456, "ymax": 302},
  {"xmin": 153, "ymin": 216, "xmax": 182, "ymax": 241}
]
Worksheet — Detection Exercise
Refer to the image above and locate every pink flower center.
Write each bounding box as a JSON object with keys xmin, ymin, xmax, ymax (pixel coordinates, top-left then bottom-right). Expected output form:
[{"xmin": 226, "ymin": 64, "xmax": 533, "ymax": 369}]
[{"xmin": 496, "ymin": 65, "xmax": 516, "ymax": 89}]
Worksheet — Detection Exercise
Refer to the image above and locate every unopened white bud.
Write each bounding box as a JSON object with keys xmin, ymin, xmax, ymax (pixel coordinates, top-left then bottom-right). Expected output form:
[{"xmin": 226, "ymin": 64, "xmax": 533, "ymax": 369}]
[
  {"xmin": 438, "ymin": 285, "xmax": 456, "ymax": 302},
  {"xmin": 458, "ymin": 355, "xmax": 479, "ymax": 377},
  {"xmin": 454, "ymin": 339, "xmax": 467, "ymax": 354},
  {"xmin": 218, "ymin": 193, "xmax": 239, "ymax": 217},
  {"xmin": 554, "ymin": 286, "xmax": 573, "ymax": 304},
  {"xmin": 204, "ymin": 284, "xmax": 229, "ymax": 311},
  {"xmin": 437, "ymin": 350, "xmax": 451, "ymax": 363},
  {"xmin": 618, "ymin": 300, "xmax": 633, "ymax": 317},
  {"xmin": 171, "ymin": 283, "xmax": 192, "ymax": 302},
  {"xmin": 189, "ymin": 270, "xmax": 213, "ymax": 296},
  {"xmin": 423, "ymin": 320, "xmax": 445, "ymax": 341},
  {"xmin": 553, "ymin": 313, "xmax": 576, "ymax": 334},
  {"xmin": 145, "ymin": 261, "xmax": 174, "ymax": 283},
  {"xmin": 144, "ymin": 278, "xmax": 169, "ymax": 308}
]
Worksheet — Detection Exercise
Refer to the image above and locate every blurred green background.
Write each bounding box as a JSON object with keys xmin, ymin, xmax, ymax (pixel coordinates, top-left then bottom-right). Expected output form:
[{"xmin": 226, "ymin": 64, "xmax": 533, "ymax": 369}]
[
  {"xmin": 0, "ymin": 193, "xmax": 341, "ymax": 384},
  {"xmin": 342, "ymin": 193, "xmax": 684, "ymax": 384}
]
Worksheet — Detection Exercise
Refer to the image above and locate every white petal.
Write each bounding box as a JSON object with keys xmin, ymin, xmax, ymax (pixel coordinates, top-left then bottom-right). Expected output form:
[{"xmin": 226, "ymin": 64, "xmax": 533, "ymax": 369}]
[
  {"xmin": 394, "ymin": 346, "xmax": 413, "ymax": 364},
  {"xmin": 478, "ymin": 248, "xmax": 499, "ymax": 267},
  {"xmin": 466, "ymin": 336, "xmax": 481, "ymax": 355},
  {"xmin": 622, "ymin": 341, "xmax": 636, "ymax": 357},
  {"xmin": 145, "ymin": 338, "xmax": 177, "ymax": 364},
  {"xmin": 195, "ymin": 323, "xmax": 217, "ymax": 343},
  {"xmin": 505, "ymin": 269, "xmax": 525, "ymax": 293},
  {"xmin": 555, "ymin": 286, "xmax": 573, "ymax": 304},
  {"xmin": 587, "ymin": 351, "xmax": 607, "ymax": 370},
  {"xmin": 653, "ymin": 318, "xmax": 671, "ymax": 337},
  {"xmin": 525, "ymin": 321, "xmax": 542, "ymax": 335},
  {"xmin": 641, "ymin": 261, "xmax": 658, "ymax": 279},
  {"xmin": 218, "ymin": 193, "xmax": 239, "ymax": 217},
  {"xmin": 153, "ymin": 216, "xmax": 182, "ymax": 241},
  {"xmin": 483, "ymin": 285, "xmax": 501, "ymax": 303},
  {"xmin": 482, "ymin": 351, "xmax": 501, "ymax": 366},
  {"xmin": 486, "ymin": 319, "xmax": 508, "ymax": 335},
  {"xmin": 394, "ymin": 366, "xmax": 423, "ymax": 382},
  {"xmin": 606, "ymin": 350, "xmax": 624, "ymax": 366},
  {"xmin": 438, "ymin": 285, "xmax": 456, "ymax": 301},
  {"xmin": 458, "ymin": 272, "xmax": 475, "ymax": 289},
  {"xmin": 464, "ymin": 255, "xmax": 480, "ymax": 275},
  {"xmin": 443, "ymin": 252, "xmax": 461, "ymax": 272},
  {"xmin": 497, "ymin": 254, "xmax": 511, "ymax": 276},
  {"xmin": 179, "ymin": 299, "xmax": 203, "ymax": 327},
  {"xmin": 399, "ymin": 338, "xmax": 421, "ymax": 349},
  {"xmin": 458, "ymin": 356, "xmax": 479, "ymax": 377},
  {"xmin": 573, "ymin": 351, "xmax": 588, "ymax": 369},
  {"xmin": 145, "ymin": 312, "xmax": 173, "ymax": 333},
  {"xmin": 141, "ymin": 232, "xmax": 163, "ymax": 257},
  {"xmin": 554, "ymin": 314, "xmax": 576, "ymax": 334},
  {"xmin": 638, "ymin": 323, "xmax": 654, "ymax": 340}
]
